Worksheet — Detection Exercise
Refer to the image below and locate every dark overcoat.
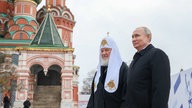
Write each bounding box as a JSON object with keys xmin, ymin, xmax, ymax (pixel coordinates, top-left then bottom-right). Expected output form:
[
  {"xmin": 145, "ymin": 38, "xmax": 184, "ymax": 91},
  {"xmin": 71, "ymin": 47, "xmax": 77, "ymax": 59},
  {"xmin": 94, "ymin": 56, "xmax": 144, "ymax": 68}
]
[
  {"xmin": 3, "ymin": 96, "xmax": 10, "ymax": 108},
  {"xmin": 127, "ymin": 44, "xmax": 170, "ymax": 108},
  {"xmin": 23, "ymin": 100, "xmax": 31, "ymax": 108}
]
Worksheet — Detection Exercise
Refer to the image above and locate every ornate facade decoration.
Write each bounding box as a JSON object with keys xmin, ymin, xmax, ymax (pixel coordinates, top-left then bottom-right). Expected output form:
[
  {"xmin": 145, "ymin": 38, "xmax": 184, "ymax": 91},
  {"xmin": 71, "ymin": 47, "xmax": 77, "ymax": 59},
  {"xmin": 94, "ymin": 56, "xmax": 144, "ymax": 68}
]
[{"xmin": 0, "ymin": 0, "xmax": 79, "ymax": 108}]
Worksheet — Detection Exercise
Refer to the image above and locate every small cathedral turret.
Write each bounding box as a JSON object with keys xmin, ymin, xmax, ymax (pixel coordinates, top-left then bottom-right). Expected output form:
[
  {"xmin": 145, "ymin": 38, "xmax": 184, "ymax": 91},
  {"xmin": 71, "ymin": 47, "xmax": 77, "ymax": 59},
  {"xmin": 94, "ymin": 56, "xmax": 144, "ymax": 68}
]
[
  {"xmin": 4, "ymin": 0, "xmax": 42, "ymax": 40},
  {"xmin": 37, "ymin": 0, "xmax": 75, "ymax": 48}
]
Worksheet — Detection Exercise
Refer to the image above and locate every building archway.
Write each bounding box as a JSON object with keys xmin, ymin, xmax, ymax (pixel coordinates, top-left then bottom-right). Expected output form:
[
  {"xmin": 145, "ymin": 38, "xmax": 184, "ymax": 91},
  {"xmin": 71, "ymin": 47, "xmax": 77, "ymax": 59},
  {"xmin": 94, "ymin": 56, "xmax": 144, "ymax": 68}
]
[
  {"xmin": 47, "ymin": 65, "xmax": 61, "ymax": 85},
  {"xmin": 30, "ymin": 64, "xmax": 44, "ymax": 85},
  {"xmin": 30, "ymin": 64, "xmax": 62, "ymax": 107},
  {"xmin": 30, "ymin": 64, "xmax": 61, "ymax": 86}
]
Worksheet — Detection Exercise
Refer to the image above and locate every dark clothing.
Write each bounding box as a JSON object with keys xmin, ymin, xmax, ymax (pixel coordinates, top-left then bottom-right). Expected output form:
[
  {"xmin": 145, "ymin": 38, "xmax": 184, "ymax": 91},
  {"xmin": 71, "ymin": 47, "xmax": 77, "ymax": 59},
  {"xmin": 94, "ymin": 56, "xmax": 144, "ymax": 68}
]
[
  {"xmin": 100, "ymin": 66, "xmax": 107, "ymax": 85},
  {"xmin": 127, "ymin": 44, "xmax": 170, "ymax": 108},
  {"xmin": 23, "ymin": 100, "xmax": 31, "ymax": 108},
  {"xmin": 3, "ymin": 96, "xmax": 10, "ymax": 108},
  {"xmin": 87, "ymin": 62, "xmax": 128, "ymax": 108}
]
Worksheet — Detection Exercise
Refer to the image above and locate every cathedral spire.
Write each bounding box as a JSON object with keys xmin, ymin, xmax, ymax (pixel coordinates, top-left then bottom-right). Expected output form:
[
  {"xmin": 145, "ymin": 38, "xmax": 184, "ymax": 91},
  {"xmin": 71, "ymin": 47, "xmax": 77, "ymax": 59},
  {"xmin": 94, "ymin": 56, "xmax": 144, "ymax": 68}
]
[{"xmin": 30, "ymin": 13, "xmax": 64, "ymax": 47}]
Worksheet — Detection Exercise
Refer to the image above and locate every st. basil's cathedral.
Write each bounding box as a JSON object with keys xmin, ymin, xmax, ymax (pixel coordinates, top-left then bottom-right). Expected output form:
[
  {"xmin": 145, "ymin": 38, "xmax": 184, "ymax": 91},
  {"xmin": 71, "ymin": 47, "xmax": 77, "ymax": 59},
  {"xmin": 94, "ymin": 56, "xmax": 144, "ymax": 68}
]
[{"xmin": 0, "ymin": 0, "xmax": 79, "ymax": 108}]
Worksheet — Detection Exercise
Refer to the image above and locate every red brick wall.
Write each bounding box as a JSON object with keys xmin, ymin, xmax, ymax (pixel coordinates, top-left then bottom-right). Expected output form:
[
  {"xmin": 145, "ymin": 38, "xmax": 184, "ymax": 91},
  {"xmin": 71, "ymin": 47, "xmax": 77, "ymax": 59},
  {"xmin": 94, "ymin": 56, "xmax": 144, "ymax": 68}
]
[
  {"xmin": 54, "ymin": 17, "xmax": 74, "ymax": 29},
  {"xmin": 24, "ymin": 5, "xmax": 31, "ymax": 14},
  {"xmin": 32, "ymin": 6, "xmax": 37, "ymax": 17},
  {"xmin": 8, "ymin": 20, "xmax": 14, "ymax": 27},
  {"xmin": 16, "ymin": 5, "xmax": 22, "ymax": 13},
  {"xmin": 73, "ymin": 86, "xmax": 78, "ymax": 102},
  {"xmin": 0, "ymin": 1, "xmax": 14, "ymax": 16},
  {"xmin": 15, "ymin": 2, "xmax": 37, "ymax": 18},
  {"xmin": 0, "ymin": 2, "xmax": 8, "ymax": 13}
]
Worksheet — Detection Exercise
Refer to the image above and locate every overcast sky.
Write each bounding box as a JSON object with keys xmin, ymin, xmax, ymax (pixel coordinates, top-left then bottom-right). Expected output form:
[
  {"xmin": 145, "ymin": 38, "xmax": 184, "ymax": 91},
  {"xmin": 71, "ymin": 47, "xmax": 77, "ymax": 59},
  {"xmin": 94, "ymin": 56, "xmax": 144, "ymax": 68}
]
[{"xmin": 38, "ymin": 0, "xmax": 192, "ymax": 90}]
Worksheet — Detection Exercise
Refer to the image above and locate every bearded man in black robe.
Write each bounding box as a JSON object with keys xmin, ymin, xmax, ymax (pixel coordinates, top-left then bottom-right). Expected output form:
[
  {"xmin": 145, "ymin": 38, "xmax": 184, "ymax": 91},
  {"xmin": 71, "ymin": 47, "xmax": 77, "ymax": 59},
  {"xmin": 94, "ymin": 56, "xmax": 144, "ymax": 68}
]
[{"xmin": 87, "ymin": 36, "xmax": 128, "ymax": 108}]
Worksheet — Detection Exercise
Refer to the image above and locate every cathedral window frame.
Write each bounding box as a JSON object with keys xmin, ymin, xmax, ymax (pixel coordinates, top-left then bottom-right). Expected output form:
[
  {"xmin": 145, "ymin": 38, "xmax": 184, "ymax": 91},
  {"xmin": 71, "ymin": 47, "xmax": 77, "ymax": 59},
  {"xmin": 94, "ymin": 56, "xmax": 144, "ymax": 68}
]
[{"xmin": 53, "ymin": 0, "xmax": 56, "ymax": 6}]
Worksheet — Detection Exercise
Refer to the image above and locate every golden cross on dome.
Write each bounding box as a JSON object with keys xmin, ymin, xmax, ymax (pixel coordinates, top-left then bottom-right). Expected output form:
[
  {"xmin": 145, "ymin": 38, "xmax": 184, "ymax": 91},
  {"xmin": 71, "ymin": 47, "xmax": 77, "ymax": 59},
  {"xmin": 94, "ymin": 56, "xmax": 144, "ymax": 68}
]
[{"xmin": 47, "ymin": 0, "xmax": 51, "ymax": 12}]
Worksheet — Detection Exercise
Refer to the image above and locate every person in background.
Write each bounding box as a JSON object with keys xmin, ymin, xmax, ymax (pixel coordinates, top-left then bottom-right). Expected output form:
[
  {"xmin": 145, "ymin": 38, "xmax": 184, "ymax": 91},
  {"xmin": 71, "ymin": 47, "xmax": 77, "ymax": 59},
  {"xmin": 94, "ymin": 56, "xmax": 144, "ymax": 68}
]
[
  {"xmin": 3, "ymin": 94, "xmax": 10, "ymax": 108},
  {"xmin": 23, "ymin": 98, "xmax": 31, "ymax": 108},
  {"xmin": 126, "ymin": 26, "xmax": 170, "ymax": 108},
  {"xmin": 87, "ymin": 36, "xmax": 128, "ymax": 108}
]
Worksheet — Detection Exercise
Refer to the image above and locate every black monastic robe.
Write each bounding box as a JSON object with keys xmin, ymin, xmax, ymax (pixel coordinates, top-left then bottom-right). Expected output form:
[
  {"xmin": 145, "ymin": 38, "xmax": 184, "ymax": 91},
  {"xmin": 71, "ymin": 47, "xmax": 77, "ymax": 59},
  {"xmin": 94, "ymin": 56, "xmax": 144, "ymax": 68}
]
[{"xmin": 87, "ymin": 62, "xmax": 128, "ymax": 108}]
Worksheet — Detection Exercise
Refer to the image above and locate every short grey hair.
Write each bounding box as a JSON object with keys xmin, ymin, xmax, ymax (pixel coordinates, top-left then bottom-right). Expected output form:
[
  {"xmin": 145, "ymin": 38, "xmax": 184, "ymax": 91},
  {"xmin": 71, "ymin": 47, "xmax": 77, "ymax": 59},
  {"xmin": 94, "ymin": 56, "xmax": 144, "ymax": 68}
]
[{"xmin": 138, "ymin": 26, "xmax": 152, "ymax": 41}]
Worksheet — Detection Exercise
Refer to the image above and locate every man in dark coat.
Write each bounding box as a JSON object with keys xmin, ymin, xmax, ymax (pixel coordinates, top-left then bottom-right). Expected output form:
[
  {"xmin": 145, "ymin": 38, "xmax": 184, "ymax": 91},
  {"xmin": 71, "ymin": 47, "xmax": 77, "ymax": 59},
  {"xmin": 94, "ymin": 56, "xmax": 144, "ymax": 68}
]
[
  {"xmin": 3, "ymin": 94, "xmax": 10, "ymax": 108},
  {"xmin": 23, "ymin": 98, "xmax": 31, "ymax": 108},
  {"xmin": 87, "ymin": 36, "xmax": 128, "ymax": 108},
  {"xmin": 126, "ymin": 26, "xmax": 170, "ymax": 108}
]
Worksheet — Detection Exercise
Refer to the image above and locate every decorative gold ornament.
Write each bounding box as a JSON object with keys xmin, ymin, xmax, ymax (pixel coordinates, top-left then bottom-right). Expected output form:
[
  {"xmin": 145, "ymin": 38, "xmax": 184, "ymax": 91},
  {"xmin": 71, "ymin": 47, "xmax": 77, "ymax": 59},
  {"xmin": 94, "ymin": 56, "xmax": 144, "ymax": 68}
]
[
  {"xmin": 101, "ymin": 39, "xmax": 108, "ymax": 46},
  {"xmin": 106, "ymin": 80, "xmax": 116, "ymax": 90}
]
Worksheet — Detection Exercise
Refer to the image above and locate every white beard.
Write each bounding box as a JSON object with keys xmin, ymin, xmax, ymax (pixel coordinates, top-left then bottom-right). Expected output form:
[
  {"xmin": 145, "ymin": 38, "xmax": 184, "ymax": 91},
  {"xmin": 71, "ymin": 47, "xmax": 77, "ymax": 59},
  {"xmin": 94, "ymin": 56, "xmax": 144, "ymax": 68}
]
[{"xmin": 101, "ymin": 58, "xmax": 109, "ymax": 66}]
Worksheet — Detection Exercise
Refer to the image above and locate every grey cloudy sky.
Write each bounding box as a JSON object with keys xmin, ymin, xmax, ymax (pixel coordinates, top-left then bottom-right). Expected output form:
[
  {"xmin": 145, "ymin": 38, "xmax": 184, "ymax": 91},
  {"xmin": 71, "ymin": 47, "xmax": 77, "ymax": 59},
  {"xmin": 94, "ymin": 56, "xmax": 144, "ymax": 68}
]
[{"xmin": 38, "ymin": 0, "xmax": 192, "ymax": 90}]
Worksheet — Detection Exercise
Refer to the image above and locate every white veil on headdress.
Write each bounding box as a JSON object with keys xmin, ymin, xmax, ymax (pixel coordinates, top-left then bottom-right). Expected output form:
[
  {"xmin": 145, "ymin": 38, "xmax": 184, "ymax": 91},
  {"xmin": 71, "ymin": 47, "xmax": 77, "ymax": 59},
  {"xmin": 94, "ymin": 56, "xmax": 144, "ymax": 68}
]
[{"xmin": 94, "ymin": 36, "xmax": 123, "ymax": 93}]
